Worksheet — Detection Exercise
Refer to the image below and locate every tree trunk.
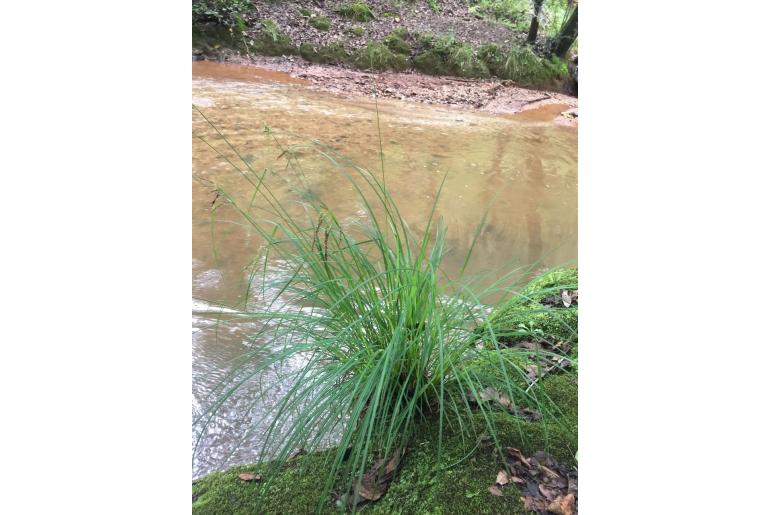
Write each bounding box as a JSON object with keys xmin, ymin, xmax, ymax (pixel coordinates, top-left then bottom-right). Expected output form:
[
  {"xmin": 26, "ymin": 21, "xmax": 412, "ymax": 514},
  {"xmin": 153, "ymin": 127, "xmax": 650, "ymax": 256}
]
[
  {"xmin": 527, "ymin": 0, "xmax": 544, "ymax": 44},
  {"xmin": 552, "ymin": 6, "xmax": 578, "ymax": 58}
]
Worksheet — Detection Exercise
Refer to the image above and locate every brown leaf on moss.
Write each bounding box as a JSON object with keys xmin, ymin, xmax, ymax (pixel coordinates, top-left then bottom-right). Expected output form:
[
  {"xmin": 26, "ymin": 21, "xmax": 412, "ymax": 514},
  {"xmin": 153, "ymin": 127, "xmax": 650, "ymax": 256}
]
[
  {"xmin": 238, "ymin": 473, "xmax": 261, "ymax": 482},
  {"xmin": 506, "ymin": 447, "xmax": 532, "ymax": 468},
  {"xmin": 356, "ymin": 449, "xmax": 402, "ymax": 502},
  {"xmin": 507, "ymin": 449, "xmax": 578, "ymax": 513},
  {"xmin": 496, "ymin": 470, "xmax": 509, "ymax": 486},
  {"xmin": 489, "ymin": 485, "xmax": 503, "ymax": 497},
  {"xmin": 548, "ymin": 493, "xmax": 576, "ymax": 515}
]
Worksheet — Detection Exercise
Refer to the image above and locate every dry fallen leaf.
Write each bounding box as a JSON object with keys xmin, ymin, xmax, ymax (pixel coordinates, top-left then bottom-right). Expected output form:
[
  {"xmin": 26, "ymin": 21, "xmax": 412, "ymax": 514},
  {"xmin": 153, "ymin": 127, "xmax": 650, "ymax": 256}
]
[
  {"xmin": 526, "ymin": 365, "xmax": 540, "ymax": 382},
  {"xmin": 547, "ymin": 493, "xmax": 576, "ymax": 515},
  {"xmin": 356, "ymin": 449, "xmax": 402, "ymax": 502},
  {"xmin": 561, "ymin": 290, "xmax": 572, "ymax": 307},
  {"xmin": 496, "ymin": 470, "xmax": 509, "ymax": 486},
  {"xmin": 238, "ymin": 473, "xmax": 261, "ymax": 482},
  {"xmin": 506, "ymin": 447, "xmax": 532, "ymax": 468},
  {"xmin": 539, "ymin": 484, "xmax": 559, "ymax": 500},
  {"xmin": 488, "ymin": 485, "xmax": 503, "ymax": 497}
]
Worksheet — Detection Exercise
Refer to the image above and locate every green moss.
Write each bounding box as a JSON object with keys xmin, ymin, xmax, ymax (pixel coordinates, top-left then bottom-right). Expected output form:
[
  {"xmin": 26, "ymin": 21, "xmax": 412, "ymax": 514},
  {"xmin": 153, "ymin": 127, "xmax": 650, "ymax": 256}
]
[
  {"xmin": 413, "ymin": 36, "xmax": 489, "ymax": 78},
  {"xmin": 337, "ymin": 2, "xmax": 375, "ymax": 22},
  {"xmin": 193, "ymin": 451, "xmax": 341, "ymax": 514},
  {"xmin": 192, "ymin": 22, "xmax": 242, "ymax": 54},
  {"xmin": 299, "ymin": 7, "xmax": 311, "ymax": 17},
  {"xmin": 193, "ymin": 407, "xmax": 577, "ymax": 514},
  {"xmin": 482, "ymin": 267, "xmax": 578, "ymax": 346},
  {"xmin": 299, "ymin": 42, "xmax": 351, "ymax": 65},
  {"xmin": 383, "ymin": 31, "xmax": 411, "ymax": 56},
  {"xmin": 349, "ymin": 25, "xmax": 365, "ymax": 37},
  {"xmin": 252, "ymin": 19, "xmax": 298, "ymax": 56},
  {"xmin": 354, "ymin": 42, "xmax": 409, "ymax": 71},
  {"xmin": 497, "ymin": 46, "xmax": 568, "ymax": 87},
  {"xmin": 478, "ymin": 43, "xmax": 505, "ymax": 76},
  {"xmin": 309, "ymin": 15, "xmax": 331, "ymax": 31}
]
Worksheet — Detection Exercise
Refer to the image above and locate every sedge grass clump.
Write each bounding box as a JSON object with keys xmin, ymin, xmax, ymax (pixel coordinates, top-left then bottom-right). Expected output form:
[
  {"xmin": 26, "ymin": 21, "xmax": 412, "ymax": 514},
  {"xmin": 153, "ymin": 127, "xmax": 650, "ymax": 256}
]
[
  {"xmin": 309, "ymin": 15, "xmax": 331, "ymax": 31},
  {"xmin": 355, "ymin": 42, "xmax": 408, "ymax": 71},
  {"xmin": 192, "ymin": 107, "xmax": 572, "ymax": 512},
  {"xmin": 337, "ymin": 1, "xmax": 375, "ymax": 22}
]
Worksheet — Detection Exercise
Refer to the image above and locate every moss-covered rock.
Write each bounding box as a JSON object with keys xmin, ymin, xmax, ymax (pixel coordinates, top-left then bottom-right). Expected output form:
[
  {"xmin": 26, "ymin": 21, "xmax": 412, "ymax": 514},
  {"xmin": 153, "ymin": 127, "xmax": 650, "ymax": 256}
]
[
  {"xmin": 193, "ymin": 376, "xmax": 576, "ymax": 514},
  {"xmin": 309, "ymin": 15, "xmax": 331, "ymax": 31},
  {"xmin": 191, "ymin": 344, "xmax": 577, "ymax": 513}
]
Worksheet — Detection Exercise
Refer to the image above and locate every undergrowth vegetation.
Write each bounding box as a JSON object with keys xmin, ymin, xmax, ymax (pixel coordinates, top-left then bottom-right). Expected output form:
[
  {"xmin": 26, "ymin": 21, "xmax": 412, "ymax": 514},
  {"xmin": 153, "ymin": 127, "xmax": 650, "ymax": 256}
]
[
  {"xmin": 337, "ymin": 2, "xmax": 376, "ymax": 22},
  {"xmin": 191, "ymin": 1, "xmax": 574, "ymax": 89},
  {"xmin": 192, "ymin": 106, "xmax": 577, "ymax": 512}
]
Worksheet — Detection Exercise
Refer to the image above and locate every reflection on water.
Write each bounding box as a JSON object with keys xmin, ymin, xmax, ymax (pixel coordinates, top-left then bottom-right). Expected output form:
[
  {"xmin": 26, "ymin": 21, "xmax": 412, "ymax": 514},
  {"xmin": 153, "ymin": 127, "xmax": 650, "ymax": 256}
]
[{"xmin": 191, "ymin": 61, "xmax": 577, "ymax": 478}]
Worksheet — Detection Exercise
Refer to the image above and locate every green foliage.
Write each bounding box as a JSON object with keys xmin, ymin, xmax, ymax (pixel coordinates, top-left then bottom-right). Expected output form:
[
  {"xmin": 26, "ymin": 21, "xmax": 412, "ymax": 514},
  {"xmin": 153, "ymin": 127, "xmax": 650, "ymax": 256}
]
[
  {"xmin": 349, "ymin": 25, "xmax": 365, "ymax": 37},
  {"xmin": 299, "ymin": 42, "xmax": 350, "ymax": 64},
  {"xmin": 251, "ymin": 20, "xmax": 297, "ymax": 56},
  {"xmin": 355, "ymin": 42, "xmax": 409, "ymax": 70},
  {"xmin": 336, "ymin": 1, "xmax": 376, "ymax": 22},
  {"xmin": 468, "ymin": 0, "xmax": 530, "ymax": 30},
  {"xmin": 482, "ymin": 267, "xmax": 578, "ymax": 346},
  {"xmin": 309, "ymin": 15, "xmax": 331, "ymax": 31},
  {"xmin": 413, "ymin": 36, "xmax": 490, "ymax": 78},
  {"xmin": 428, "ymin": 0, "xmax": 439, "ymax": 12},
  {"xmin": 192, "ymin": 0, "xmax": 250, "ymax": 30},
  {"xmin": 192, "ymin": 113, "xmax": 568, "ymax": 513},
  {"xmin": 299, "ymin": 7, "xmax": 311, "ymax": 17},
  {"xmin": 383, "ymin": 31, "xmax": 412, "ymax": 56},
  {"xmin": 501, "ymin": 46, "xmax": 567, "ymax": 87}
]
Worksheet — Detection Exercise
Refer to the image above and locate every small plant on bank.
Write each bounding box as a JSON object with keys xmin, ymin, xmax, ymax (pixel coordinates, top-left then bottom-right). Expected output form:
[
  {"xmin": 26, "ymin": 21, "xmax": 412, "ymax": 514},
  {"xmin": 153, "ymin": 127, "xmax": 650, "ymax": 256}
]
[
  {"xmin": 356, "ymin": 42, "xmax": 409, "ymax": 70},
  {"xmin": 337, "ymin": 1, "xmax": 376, "ymax": 22},
  {"xmin": 193, "ymin": 110, "xmax": 575, "ymax": 512},
  {"xmin": 192, "ymin": 0, "xmax": 250, "ymax": 29},
  {"xmin": 383, "ymin": 30, "xmax": 412, "ymax": 55},
  {"xmin": 309, "ymin": 15, "xmax": 331, "ymax": 31}
]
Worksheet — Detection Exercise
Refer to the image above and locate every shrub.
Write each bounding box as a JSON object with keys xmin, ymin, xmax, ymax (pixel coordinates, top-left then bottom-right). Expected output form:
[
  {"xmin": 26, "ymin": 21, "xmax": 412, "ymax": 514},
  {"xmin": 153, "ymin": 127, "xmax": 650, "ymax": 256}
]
[
  {"xmin": 192, "ymin": 114, "xmax": 568, "ymax": 513},
  {"xmin": 337, "ymin": 1, "xmax": 376, "ymax": 22}
]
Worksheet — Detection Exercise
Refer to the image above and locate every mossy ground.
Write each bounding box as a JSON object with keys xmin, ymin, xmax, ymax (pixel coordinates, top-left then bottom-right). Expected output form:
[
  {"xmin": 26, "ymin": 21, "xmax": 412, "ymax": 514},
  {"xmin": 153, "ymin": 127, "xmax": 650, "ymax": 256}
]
[
  {"xmin": 192, "ymin": 370, "xmax": 576, "ymax": 514},
  {"xmin": 482, "ymin": 267, "xmax": 578, "ymax": 347}
]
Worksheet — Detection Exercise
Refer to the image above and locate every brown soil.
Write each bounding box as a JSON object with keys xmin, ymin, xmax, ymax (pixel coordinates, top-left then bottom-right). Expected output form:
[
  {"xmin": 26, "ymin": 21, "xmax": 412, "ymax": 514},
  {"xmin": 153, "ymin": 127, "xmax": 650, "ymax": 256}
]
[{"xmin": 218, "ymin": 54, "xmax": 578, "ymax": 125}]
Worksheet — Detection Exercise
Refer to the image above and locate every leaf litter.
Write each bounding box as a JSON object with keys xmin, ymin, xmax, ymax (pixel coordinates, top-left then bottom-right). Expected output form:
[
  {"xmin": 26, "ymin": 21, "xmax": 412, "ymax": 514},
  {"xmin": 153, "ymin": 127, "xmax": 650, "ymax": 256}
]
[{"xmin": 487, "ymin": 447, "xmax": 577, "ymax": 514}]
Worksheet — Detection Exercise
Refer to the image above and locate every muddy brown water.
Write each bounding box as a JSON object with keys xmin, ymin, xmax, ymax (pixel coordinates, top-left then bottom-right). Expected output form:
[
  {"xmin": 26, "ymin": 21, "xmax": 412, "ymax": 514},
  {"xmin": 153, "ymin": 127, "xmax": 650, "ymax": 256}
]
[{"xmin": 192, "ymin": 61, "xmax": 577, "ymax": 478}]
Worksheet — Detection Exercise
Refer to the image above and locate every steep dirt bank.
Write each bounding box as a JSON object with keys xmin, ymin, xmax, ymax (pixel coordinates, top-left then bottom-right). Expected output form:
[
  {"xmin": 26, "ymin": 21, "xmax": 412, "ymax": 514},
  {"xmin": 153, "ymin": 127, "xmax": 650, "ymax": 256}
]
[
  {"xmin": 194, "ymin": 0, "xmax": 577, "ymax": 93},
  {"xmin": 199, "ymin": 54, "xmax": 577, "ymax": 125}
]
